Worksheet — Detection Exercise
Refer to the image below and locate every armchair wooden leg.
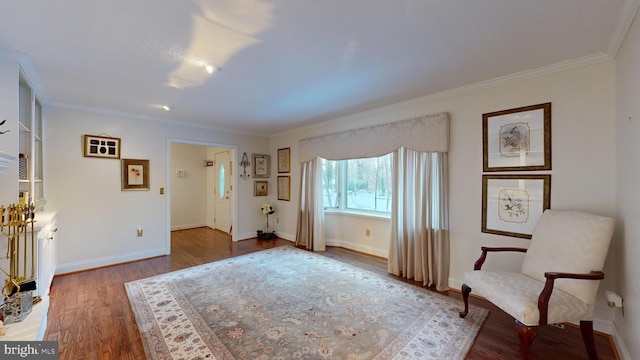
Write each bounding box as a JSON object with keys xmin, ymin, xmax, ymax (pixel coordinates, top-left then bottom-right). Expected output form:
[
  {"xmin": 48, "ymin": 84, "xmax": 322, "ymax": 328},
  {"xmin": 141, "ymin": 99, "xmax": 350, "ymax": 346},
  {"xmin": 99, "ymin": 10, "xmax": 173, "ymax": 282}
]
[
  {"xmin": 580, "ymin": 320, "xmax": 599, "ymax": 360},
  {"xmin": 515, "ymin": 320, "xmax": 537, "ymax": 360},
  {"xmin": 459, "ymin": 284, "xmax": 471, "ymax": 318}
]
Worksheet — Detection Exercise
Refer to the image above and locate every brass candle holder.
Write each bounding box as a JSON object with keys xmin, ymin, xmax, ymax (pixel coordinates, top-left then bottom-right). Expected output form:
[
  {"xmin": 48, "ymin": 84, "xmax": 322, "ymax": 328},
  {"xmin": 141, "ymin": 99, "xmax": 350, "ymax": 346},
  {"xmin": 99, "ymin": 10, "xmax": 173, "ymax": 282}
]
[{"xmin": 0, "ymin": 203, "xmax": 36, "ymax": 298}]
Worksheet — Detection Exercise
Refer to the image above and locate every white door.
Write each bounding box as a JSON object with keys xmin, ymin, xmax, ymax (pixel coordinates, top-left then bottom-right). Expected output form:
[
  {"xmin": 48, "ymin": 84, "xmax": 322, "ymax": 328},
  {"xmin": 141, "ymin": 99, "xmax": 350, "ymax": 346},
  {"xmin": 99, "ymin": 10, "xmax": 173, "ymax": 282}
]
[{"xmin": 214, "ymin": 151, "xmax": 231, "ymax": 233}]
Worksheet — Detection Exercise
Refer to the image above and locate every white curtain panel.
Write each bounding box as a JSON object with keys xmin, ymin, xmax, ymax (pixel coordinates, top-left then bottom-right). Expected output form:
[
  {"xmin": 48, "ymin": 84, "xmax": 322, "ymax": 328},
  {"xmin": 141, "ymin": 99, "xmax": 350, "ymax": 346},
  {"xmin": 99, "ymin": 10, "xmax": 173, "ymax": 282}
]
[
  {"xmin": 295, "ymin": 157, "xmax": 325, "ymax": 251},
  {"xmin": 298, "ymin": 112, "xmax": 449, "ymax": 163},
  {"xmin": 388, "ymin": 148, "xmax": 450, "ymax": 291}
]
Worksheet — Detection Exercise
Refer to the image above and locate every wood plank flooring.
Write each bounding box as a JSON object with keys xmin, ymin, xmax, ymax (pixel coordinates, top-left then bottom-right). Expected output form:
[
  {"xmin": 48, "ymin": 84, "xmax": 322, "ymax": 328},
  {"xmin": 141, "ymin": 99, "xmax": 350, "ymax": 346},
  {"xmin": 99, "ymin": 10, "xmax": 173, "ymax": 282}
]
[{"xmin": 43, "ymin": 227, "xmax": 618, "ymax": 359}]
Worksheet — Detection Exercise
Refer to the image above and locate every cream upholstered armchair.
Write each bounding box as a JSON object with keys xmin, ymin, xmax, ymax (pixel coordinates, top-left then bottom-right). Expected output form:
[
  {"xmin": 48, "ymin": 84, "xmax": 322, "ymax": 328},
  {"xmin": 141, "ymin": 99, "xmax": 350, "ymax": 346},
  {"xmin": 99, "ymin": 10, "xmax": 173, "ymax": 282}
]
[{"xmin": 459, "ymin": 210, "xmax": 615, "ymax": 360}]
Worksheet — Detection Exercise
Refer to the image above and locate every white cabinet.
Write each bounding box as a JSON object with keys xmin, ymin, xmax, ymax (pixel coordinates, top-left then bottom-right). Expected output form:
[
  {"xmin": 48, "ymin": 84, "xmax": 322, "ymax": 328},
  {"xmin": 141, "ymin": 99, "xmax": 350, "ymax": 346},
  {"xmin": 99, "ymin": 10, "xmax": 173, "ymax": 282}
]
[{"xmin": 35, "ymin": 212, "xmax": 57, "ymax": 297}]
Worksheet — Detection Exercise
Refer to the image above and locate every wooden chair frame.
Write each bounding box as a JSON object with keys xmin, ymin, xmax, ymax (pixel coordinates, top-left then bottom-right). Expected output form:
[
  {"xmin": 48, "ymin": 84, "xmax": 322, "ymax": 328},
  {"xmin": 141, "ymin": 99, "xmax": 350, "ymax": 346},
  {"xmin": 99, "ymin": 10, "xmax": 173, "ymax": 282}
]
[{"xmin": 459, "ymin": 246, "xmax": 605, "ymax": 360}]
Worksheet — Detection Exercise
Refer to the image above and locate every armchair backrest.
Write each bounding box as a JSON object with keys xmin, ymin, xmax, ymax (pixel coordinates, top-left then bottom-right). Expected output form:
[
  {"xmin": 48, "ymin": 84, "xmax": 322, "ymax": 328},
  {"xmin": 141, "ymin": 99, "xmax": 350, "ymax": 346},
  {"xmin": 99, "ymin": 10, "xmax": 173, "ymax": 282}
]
[{"xmin": 521, "ymin": 210, "xmax": 615, "ymax": 306}]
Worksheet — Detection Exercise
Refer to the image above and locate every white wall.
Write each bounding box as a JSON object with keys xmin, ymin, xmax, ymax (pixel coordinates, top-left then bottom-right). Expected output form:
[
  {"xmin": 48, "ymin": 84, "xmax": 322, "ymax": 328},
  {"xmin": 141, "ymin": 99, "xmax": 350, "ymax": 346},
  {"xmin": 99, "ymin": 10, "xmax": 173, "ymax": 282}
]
[
  {"xmin": 170, "ymin": 143, "xmax": 207, "ymax": 230},
  {"xmin": 271, "ymin": 60, "xmax": 616, "ymax": 319},
  {"xmin": 0, "ymin": 58, "xmax": 20, "ymax": 205},
  {"xmin": 45, "ymin": 106, "xmax": 271, "ymax": 273},
  {"xmin": 0, "ymin": 58, "xmax": 20, "ymax": 299},
  {"xmin": 614, "ymin": 9, "xmax": 640, "ymax": 359}
]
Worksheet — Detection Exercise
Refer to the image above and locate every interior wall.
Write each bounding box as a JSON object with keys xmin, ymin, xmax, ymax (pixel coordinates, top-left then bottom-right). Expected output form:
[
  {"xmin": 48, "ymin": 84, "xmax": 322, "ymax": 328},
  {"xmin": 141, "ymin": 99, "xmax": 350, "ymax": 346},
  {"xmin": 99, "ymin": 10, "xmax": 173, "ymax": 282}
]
[
  {"xmin": 170, "ymin": 143, "xmax": 208, "ymax": 230},
  {"xmin": 0, "ymin": 58, "xmax": 19, "ymax": 205},
  {"xmin": 614, "ymin": 9, "xmax": 640, "ymax": 359},
  {"xmin": 45, "ymin": 106, "xmax": 270, "ymax": 274},
  {"xmin": 271, "ymin": 60, "xmax": 616, "ymax": 319}
]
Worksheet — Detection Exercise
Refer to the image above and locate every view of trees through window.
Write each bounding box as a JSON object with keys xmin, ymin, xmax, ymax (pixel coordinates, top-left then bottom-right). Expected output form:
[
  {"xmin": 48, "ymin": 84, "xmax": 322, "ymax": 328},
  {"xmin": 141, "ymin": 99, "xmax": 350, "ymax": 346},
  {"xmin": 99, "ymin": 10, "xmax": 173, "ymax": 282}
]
[{"xmin": 321, "ymin": 153, "xmax": 393, "ymax": 213}]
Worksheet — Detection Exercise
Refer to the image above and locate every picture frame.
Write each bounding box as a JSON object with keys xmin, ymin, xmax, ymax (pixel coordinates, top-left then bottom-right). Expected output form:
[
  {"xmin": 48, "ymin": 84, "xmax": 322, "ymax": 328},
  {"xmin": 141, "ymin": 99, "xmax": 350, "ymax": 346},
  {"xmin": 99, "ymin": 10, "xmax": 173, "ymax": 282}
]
[
  {"xmin": 277, "ymin": 147, "xmax": 291, "ymax": 173},
  {"xmin": 277, "ymin": 176, "xmax": 290, "ymax": 201},
  {"xmin": 121, "ymin": 159, "xmax": 150, "ymax": 191},
  {"xmin": 483, "ymin": 103, "xmax": 551, "ymax": 172},
  {"xmin": 254, "ymin": 180, "xmax": 268, "ymax": 196},
  {"xmin": 482, "ymin": 174, "xmax": 551, "ymax": 239},
  {"xmin": 252, "ymin": 154, "xmax": 270, "ymax": 178},
  {"xmin": 83, "ymin": 134, "xmax": 121, "ymax": 159}
]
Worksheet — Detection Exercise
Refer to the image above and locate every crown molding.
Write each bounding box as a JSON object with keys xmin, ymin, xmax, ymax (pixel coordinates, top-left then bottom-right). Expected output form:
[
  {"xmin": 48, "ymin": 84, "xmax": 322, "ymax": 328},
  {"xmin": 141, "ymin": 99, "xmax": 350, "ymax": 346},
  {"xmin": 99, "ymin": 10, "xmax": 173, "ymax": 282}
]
[
  {"xmin": 606, "ymin": 0, "xmax": 640, "ymax": 57},
  {"xmin": 48, "ymin": 101, "xmax": 267, "ymax": 138},
  {"xmin": 0, "ymin": 48, "xmax": 49, "ymax": 103},
  {"xmin": 281, "ymin": 52, "xmax": 613, "ymax": 138}
]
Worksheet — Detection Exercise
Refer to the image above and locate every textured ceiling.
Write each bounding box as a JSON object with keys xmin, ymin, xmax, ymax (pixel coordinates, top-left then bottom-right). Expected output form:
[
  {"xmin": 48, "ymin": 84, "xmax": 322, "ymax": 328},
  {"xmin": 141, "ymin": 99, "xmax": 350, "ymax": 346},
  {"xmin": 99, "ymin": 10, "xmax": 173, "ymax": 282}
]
[{"xmin": 0, "ymin": 1, "xmax": 637, "ymax": 135}]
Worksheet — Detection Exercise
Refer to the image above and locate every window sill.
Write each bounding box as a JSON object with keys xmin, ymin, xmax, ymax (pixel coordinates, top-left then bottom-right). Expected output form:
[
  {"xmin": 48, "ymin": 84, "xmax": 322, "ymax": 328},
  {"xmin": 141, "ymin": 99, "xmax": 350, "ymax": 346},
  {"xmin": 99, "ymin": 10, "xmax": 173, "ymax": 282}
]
[{"xmin": 324, "ymin": 209, "xmax": 390, "ymax": 221}]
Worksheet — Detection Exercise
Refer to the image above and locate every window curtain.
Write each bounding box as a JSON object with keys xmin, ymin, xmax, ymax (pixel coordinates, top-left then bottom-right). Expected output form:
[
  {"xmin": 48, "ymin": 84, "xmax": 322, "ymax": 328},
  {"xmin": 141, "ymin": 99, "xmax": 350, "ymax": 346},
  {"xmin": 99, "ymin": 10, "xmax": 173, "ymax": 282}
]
[
  {"xmin": 295, "ymin": 157, "xmax": 325, "ymax": 251},
  {"xmin": 388, "ymin": 147, "xmax": 449, "ymax": 291}
]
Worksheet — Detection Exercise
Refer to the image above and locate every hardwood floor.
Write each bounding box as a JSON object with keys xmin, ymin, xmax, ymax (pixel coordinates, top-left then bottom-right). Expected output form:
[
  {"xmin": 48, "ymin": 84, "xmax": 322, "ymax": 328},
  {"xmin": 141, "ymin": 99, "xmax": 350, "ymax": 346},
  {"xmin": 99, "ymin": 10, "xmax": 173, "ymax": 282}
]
[{"xmin": 44, "ymin": 227, "xmax": 618, "ymax": 359}]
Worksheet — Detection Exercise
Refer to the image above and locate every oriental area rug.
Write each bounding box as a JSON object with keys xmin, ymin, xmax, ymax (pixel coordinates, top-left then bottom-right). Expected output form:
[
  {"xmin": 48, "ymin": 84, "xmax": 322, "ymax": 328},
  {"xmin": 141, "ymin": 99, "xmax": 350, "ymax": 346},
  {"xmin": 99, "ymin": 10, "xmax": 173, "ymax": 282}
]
[{"xmin": 125, "ymin": 246, "xmax": 488, "ymax": 360}]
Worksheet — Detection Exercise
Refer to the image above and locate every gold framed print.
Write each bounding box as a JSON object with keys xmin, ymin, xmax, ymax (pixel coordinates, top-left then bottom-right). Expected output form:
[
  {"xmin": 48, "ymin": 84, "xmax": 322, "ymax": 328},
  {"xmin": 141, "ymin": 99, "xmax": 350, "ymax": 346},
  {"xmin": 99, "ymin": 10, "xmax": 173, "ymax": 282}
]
[
  {"xmin": 277, "ymin": 147, "xmax": 290, "ymax": 173},
  {"xmin": 252, "ymin": 153, "xmax": 270, "ymax": 178},
  {"xmin": 121, "ymin": 159, "xmax": 150, "ymax": 191},
  {"xmin": 84, "ymin": 134, "xmax": 121, "ymax": 159},
  {"xmin": 254, "ymin": 180, "xmax": 268, "ymax": 196},
  {"xmin": 482, "ymin": 174, "xmax": 551, "ymax": 239},
  {"xmin": 277, "ymin": 176, "xmax": 290, "ymax": 201},
  {"xmin": 482, "ymin": 103, "xmax": 551, "ymax": 172}
]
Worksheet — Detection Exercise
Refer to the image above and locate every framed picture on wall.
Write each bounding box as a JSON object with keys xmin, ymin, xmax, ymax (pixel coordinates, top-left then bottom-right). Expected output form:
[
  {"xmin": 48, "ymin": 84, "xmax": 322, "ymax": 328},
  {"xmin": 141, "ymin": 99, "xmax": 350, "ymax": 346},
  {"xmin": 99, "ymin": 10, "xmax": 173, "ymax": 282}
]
[
  {"xmin": 121, "ymin": 159, "xmax": 150, "ymax": 191},
  {"xmin": 277, "ymin": 147, "xmax": 290, "ymax": 173},
  {"xmin": 277, "ymin": 176, "xmax": 290, "ymax": 201},
  {"xmin": 84, "ymin": 134, "xmax": 121, "ymax": 159},
  {"xmin": 252, "ymin": 154, "xmax": 270, "ymax": 178},
  {"xmin": 483, "ymin": 103, "xmax": 551, "ymax": 172},
  {"xmin": 482, "ymin": 174, "xmax": 551, "ymax": 239},
  {"xmin": 254, "ymin": 180, "xmax": 268, "ymax": 196}
]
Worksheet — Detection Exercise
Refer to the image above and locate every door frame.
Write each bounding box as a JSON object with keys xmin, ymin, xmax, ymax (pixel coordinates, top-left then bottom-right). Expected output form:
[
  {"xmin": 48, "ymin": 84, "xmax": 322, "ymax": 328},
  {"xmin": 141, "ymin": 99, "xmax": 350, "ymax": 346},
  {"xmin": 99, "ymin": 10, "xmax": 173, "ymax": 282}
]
[{"xmin": 165, "ymin": 138, "xmax": 239, "ymax": 254}]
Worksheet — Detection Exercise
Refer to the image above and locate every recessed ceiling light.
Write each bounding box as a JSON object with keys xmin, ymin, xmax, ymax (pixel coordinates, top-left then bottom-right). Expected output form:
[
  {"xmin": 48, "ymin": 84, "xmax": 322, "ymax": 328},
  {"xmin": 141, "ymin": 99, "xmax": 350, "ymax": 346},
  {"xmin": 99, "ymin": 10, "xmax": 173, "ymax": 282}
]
[
  {"xmin": 202, "ymin": 63, "xmax": 221, "ymax": 74},
  {"xmin": 161, "ymin": 105, "xmax": 174, "ymax": 111}
]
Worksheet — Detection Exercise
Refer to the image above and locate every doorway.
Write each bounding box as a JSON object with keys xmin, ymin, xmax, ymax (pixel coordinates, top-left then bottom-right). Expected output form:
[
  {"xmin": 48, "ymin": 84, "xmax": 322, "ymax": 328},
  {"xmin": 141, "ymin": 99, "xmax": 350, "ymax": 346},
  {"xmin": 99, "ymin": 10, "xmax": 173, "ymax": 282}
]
[{"xmin": 166, "ymin": 139, "xmax": 237, "ymax": 253}]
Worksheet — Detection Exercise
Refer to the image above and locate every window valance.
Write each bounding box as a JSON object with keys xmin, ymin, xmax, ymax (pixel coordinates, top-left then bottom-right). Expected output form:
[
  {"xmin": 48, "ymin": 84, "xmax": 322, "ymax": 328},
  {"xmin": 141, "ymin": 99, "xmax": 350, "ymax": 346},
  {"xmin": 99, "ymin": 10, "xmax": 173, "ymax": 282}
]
[{"xmin": 298, "ymin": 112, "xmax": 449, "ymax": 163}]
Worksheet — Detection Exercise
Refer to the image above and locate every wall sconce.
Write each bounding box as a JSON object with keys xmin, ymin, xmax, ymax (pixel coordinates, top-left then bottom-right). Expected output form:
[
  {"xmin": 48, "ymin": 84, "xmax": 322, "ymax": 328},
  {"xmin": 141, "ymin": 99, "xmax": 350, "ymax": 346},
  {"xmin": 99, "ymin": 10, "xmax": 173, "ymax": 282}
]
[
  {"xmin": 204, "ymin": 160, "xmax": 213, "ymax": 167},
  {"xmin": 239, "ymin": 152, "xmax": 251, "ymax": 179}
]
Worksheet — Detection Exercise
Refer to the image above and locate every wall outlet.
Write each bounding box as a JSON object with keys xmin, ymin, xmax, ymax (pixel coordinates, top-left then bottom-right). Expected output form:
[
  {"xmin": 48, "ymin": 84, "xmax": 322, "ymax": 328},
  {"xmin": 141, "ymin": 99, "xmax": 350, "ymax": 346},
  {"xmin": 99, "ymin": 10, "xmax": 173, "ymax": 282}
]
[
  {"xmin": 276, "ymin": 217, "xmax": 280, "ymax": 224},
  {"xmin": 137, "ymin": 228, "xmax": 143, "ymax": 237},
  {"xmin": 365, "ymin": 229, "xmax": 371, "ymax": 237}
]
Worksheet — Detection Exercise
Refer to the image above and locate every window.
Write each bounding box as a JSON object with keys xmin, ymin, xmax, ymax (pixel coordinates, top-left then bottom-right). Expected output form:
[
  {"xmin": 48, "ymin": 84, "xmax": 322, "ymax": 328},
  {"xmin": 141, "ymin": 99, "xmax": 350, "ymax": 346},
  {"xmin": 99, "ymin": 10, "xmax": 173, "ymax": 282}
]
[{"xmin": 321, "ymin": 153, "xmax": 392, "ymax": 214}]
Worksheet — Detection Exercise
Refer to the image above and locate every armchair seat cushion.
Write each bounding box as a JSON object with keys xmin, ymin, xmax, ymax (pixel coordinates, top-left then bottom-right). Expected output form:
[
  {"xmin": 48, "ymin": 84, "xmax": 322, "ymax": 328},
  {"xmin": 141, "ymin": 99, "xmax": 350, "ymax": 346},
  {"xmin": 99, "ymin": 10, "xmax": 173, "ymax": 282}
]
[{"xmin": 464, "ymin": 270, "xmax": 593, "ymax": 326}]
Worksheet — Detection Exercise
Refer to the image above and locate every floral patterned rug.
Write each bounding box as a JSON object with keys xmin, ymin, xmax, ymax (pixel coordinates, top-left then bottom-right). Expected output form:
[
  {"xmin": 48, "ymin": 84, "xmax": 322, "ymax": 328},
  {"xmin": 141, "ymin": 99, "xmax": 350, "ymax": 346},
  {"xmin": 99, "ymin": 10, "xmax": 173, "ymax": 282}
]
[{"xmin": 125, "ymin": 246, "xmax": 488, "ymax": 359}]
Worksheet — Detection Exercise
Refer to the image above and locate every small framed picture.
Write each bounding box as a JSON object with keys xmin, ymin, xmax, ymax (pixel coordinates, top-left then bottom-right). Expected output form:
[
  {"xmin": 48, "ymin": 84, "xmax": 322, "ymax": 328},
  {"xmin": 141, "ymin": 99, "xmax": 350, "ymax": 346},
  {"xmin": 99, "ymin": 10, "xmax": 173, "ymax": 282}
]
[
  {"xmin": 277, "ymin": 147, "xmax": 291, "ymax": 173},
  {"xmin": 122, "ymin": 159, "xmax": 150, "ymax": 191},
  {"xmin": 252, "ymin": 154, "xmax": 270, "ymax": 178},
  {"xmin": 277, "ymin": 176, "xmax": 290, "ymax": 201},
  {"xmin": 254, "ymin": 180, "xmax": 268, "ymax": 196},
  {"xmin": 482, "ymin": 174, "xmax": 551, "ymax": 239},
  {"xmin": 483, "ymin": 103, "xmax": 551, "ymax": 172},
  {"xmin": 84, "ymin": 135, "xmax": 121, "ymax": 159}
]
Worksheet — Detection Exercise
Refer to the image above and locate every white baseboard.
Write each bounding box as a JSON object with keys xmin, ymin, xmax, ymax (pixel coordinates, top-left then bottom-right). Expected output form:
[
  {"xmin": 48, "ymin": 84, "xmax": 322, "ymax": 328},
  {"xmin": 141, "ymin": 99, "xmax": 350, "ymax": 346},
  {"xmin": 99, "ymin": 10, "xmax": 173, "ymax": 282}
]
[
  {"xmin": 55, "ymin": 248, "xmax": 169, "ymax": 274},
  {"xmin": 325, "ymin": 238, "xmax": 388, "ymax": 258},
  {"xmin": 170, "ymin": 223, "xmax": 207, "ymax": 231}
]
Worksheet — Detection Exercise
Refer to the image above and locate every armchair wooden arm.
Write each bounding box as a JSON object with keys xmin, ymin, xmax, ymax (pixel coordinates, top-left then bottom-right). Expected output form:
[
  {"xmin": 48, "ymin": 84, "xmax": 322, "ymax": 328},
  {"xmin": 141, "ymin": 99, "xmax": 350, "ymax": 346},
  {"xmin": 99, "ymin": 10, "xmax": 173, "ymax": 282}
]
[
  {"xmin": 537, "ymin": 271, "xmax": 605, "ymax": 325},
  {"xmin": 474, "ymin": 246, "xmax": 528, "ymax": 270}
]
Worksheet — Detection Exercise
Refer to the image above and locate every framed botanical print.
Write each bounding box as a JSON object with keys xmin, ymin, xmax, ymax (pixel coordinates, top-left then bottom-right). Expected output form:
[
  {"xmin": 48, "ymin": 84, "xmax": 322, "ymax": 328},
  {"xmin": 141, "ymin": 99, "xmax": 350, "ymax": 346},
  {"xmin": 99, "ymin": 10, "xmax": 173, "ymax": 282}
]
[
  {"xmin": 482, "ymin": 174, "xmax": 551, "ymax": 239},
  {"xmin": 122, "ymin": 159, "xmax": 150, "ymax": 191},
  {"xmin": 277, "ymin": 176, "xmax": 290, "ymax": 201},
  {"xmin": 277, "ymin": 147, "xmax": 290, "ymax": 173},
  {"xmin": 252, "ymin": 154, "xmax": 270, "ymax": 178},
  {"xmin": 483, "ymin": 103, "xmax": 551, "ymax": 172},
  {"xmin": 254, "ymin": 180, "xmax": 268, "ymax": 196}
]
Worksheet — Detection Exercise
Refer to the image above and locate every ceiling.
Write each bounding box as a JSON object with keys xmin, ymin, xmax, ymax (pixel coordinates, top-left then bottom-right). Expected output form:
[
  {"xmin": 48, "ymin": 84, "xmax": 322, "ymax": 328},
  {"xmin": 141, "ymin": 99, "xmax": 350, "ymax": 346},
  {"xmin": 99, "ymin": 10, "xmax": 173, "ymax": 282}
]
[{"xmin": 0, "ymin": 1, "xmax": 638, "ymax": 135}]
